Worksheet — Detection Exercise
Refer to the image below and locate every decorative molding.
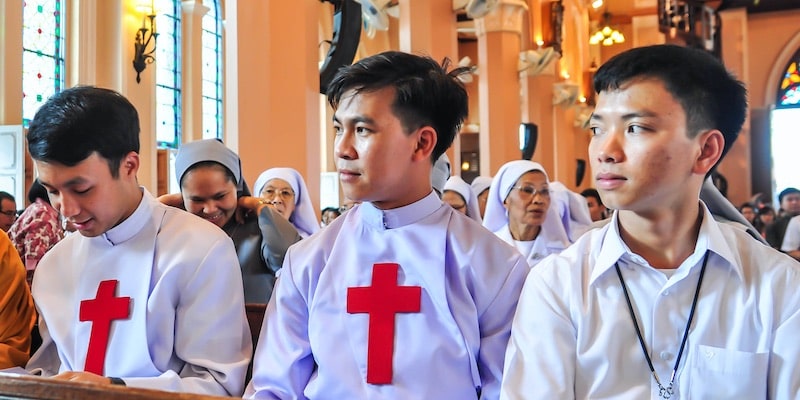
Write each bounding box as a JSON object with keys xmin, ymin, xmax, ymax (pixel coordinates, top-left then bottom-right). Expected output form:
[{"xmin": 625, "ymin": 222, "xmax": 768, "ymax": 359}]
[
  {"xmin": 474, "ymin": 0, "xmax": 528, "ymax": 36},
  {"xmin": 182, "ymin": 1, "xmax": 210, "ymax": 17}
]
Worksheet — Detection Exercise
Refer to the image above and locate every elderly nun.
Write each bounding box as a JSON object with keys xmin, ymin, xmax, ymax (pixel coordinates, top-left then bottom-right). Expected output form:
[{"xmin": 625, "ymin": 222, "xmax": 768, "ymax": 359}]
[
  {"xmin": 443, "ymin": 176, "xmax": 482, "ymax": 223},
  {"xmin": 254, "ymin": 167, "xmax": 320, "ymax": 238},
  {"xmin": 482, "ymin": 160, "xmax": 570, "ymax": 267}
]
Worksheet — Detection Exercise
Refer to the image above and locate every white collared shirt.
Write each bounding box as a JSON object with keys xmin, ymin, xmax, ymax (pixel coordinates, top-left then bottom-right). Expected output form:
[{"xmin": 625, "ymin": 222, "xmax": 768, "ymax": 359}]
[
  {"xmin": 501, "ymin": 202, "xmax": 800, "ymax": 399},
  {"xmin": 780, "ymin": 214, "xmax": 800, "ymax": 252}
]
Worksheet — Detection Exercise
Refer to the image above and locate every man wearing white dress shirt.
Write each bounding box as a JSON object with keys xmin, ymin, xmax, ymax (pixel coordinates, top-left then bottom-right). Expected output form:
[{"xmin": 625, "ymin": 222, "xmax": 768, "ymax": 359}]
[{"xmin": 501, "ymin": 45, "xmax": 800, "ymax": 399}]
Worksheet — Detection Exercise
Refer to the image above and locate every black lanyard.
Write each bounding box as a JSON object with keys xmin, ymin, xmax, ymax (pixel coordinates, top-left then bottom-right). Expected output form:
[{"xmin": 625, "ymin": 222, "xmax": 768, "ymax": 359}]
[{"xmin": 614, "ymin": 251, "xmax": 709, "ymax": 399}]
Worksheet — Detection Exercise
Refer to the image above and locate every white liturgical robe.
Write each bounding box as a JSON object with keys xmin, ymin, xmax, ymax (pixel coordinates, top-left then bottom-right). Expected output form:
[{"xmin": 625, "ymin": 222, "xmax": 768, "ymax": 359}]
[
  {"xmin": 500, "ymin": 203, "xmax": 800, "ymax": 399},
  {"xmin": 28, "ymin": 189, "xmax": 252, "ymax": 396},
  {"xmin": 245, "ymin": 192, "xmax": 529, "ymax": 399}
]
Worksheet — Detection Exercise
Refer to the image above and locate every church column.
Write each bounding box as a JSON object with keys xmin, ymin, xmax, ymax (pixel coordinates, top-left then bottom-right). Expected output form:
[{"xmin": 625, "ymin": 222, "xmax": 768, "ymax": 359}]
[
  {"xmin": 121, "ymin": 0, "xmax": 157, "ymax": 193},
  {"xmin": 180, "ymin": 1, "xmax": 209, "ymax": 143},
  {"xmin": 398, "ymin": 0, "xmax": 461, "ymax": 176},
  {"xmin": 475, "ymin": 0, "xmax": 529, "ymax": 176},
  {"xmin": 717, "ymin": 8, "xmax": 751, "ymax": 204},
  {"xmin": 521, "ymin": 69, "xmax": 557, "ymax": 175},
  {"xmin": 63, "ymin": 1, "xmax": 156, "ymax": 192},
  {"xmin": 0, "ymin": 0, "xmax": 23, "ymax": 125},
  {"xmin": 225, "ymin": 1, "xmax": 321, "ymax": 210}
]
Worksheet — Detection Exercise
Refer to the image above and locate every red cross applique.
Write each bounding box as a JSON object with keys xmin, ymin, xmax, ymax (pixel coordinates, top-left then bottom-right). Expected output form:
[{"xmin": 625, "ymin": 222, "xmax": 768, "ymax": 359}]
[
  {"xmin": 79, "ymin": 280, "xmax": 131, "ymax": 375},
  {"xmin": 347, "ymin": 263, "xmax": 421, "ymax": 384}
]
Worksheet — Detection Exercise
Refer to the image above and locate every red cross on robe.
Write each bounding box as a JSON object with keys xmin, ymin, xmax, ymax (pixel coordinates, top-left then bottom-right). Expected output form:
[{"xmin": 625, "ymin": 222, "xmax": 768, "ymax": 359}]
[
  {"xmin": 79, "ymin": 279, "xmax": 131, "ymax": 375},
  {"xmin": 347, "ymin": 263, "xmax": 421, "ymax": 384}
]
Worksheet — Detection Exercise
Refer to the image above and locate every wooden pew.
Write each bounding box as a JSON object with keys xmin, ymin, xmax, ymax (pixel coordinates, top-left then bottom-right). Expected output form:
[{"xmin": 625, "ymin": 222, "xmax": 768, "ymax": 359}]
[{"xmin": 0, "ymin": 374, "xmax": 238, "ymax": 399}]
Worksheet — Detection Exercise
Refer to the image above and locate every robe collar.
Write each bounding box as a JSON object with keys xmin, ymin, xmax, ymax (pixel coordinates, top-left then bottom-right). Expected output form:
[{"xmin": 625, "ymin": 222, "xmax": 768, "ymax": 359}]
[
  {"xmin": 360, "ymin": 191, "xmax": 442, "ymax": 230},
  {"xmin": 98, "ymin": 188, "xmax": 152, "ymax": 246}
]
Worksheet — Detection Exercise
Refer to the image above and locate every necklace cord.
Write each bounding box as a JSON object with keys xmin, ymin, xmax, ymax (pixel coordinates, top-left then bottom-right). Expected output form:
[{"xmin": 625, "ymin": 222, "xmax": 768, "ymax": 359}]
[{"xmin": 614, "ymin": 251, "xmax": 710, "ymax": 392}]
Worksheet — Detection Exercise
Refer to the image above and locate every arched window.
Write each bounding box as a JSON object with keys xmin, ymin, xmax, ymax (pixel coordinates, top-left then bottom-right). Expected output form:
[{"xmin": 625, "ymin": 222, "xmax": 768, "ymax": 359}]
[
  {"xmin": 22, "ymin": 0, "xmax": 66, "ymax": 126},
  {"xmin": 776, "ymin": 47, "xmax": 800, "ymax": 109},
  {"xmin": 202, "ymin": 0, "xmax": 223, "ymax": 140},
  {"xmin": 155, "ymin": 0, "xmax": 182, "ymax": 149},
  {"xmin": 771, "ymin": 46, "xmax": 800, "ymax": 198}
]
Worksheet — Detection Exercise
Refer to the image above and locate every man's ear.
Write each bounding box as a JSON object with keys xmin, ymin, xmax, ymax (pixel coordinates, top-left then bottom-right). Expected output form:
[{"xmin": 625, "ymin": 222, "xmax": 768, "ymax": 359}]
[
  {"xmin": 412, "ymin": 126, "xmax": 437, "ymax": 162},
  {"xmin": 120, "ymin": 151, "xmax": 140, "ymax": 177},
  {"xmin": 693, "ymin": 129, "xmax": 724, "ymax": 175}
]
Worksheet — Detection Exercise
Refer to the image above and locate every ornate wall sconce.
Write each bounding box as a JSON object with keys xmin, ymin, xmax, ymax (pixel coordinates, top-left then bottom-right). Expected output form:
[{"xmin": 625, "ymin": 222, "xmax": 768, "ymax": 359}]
[{"xmin": 133, "ymin": 1, "xmax": 158, "ymax": 84}]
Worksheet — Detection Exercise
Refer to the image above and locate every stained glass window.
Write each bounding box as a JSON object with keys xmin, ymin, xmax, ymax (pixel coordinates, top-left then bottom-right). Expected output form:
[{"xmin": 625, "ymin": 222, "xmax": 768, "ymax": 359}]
[
  {"xmin": 202, "ymin": 0, "xmax": 223, "ymax": 140},
  {"xmin": 155, "ymin": 0, "xmax": 182, "ymax": 148},
  {"xmin": 22, "ymin": 0, "xmax": 65, "ymax": 127},
  {"xmin": 777, "ymin": 47, "xmax": 800, "ymax": 108}
]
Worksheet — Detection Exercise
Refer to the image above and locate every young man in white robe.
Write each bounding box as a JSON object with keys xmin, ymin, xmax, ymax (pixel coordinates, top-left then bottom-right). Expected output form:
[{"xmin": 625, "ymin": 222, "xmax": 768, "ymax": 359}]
[
  {"xmin": 25, "ymin": 86, "xmax": 252, "ymax": 396},
  {"xmin": 500, "ymin": 44, "xmax": 800, "ymax": 399},
  {"xmin": 245, "ymin": 51, "xmax": 530, "ymax": 399}
]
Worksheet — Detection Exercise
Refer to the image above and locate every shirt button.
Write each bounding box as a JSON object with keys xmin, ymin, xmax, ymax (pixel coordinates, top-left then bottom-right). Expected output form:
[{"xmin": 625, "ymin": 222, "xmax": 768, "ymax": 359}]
[
  {"xmin": 662, "ymin": 290, "xmax": 670, "ymax": 296},
  {"xmin": 660, "ymin": 351, "xmax": 673, "ymax": 361}
]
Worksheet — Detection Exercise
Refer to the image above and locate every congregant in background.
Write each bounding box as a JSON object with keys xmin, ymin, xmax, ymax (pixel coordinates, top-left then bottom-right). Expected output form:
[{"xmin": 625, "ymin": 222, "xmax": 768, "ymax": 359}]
[
  {"xmin": 483, "ymin": 160, "xmax": 570, "ymax": 268},
  {"xmin": 253, "ymin": 168, "xmax": 320, "ymax": 238}
]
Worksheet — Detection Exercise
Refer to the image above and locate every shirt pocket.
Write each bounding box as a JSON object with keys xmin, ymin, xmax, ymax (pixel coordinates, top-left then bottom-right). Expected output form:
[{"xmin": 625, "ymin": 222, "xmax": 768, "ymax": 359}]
[{"xmin": 685, "ymin": 344, "xmax": 768, "ymax": 399}]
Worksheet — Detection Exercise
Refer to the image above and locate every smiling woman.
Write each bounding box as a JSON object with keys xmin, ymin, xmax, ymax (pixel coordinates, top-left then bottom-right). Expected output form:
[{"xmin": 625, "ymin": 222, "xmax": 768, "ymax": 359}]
[{"xmin": 173, "ymin": 139, "xmax": 301, "ymax": 303}]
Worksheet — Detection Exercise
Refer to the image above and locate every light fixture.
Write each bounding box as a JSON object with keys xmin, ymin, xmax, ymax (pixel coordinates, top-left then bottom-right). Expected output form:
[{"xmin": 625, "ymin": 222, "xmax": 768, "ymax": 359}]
[
  {"xmin": 589, "ymin": 12, "xmax": 625, "ymax": 46},
  {"xmin": 132, "ymin": 0, "xmax": 158, "ymax": 84}
]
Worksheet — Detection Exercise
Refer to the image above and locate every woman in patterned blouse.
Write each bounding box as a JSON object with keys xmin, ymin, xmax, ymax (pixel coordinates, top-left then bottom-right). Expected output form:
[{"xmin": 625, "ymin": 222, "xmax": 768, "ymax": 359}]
[{"xmin": 8, "ymin": 179, "xmax": 64, "ymax": 286}]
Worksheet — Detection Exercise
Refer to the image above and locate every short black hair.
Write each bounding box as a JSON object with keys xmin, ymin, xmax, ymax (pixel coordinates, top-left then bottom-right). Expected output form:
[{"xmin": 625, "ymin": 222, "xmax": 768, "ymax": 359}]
[
  {"xmin": 779, "ymin": 187, "xmax": 800, "ymax": 204},
  {"xmin": 321, "ymin": 207, "xmax": 341, "ymax": 217},
  {"xmin": 27, "ymin": 180, "xmax": 50, "ymax": 204},
  {"xmin": 0, "ymin": 191, "xmax": 15, "ymax": 207},
  {"xmin": 326, "ymin": 51, "xmax": 469, "ymax": 162},
  {"xmin": 593, "ymin": 45, "xmax": 747, "ymax": 171},
  {"xmin": 758, "ymin": 205, "xmax": 775, "ymax": 216},
  {"xmin": 27, "ymin": 86, "xmax": 141, "ymax": 178},
  {"xmin": 581, "ymin": 188, "xmax": 603, "ymax": 206}
]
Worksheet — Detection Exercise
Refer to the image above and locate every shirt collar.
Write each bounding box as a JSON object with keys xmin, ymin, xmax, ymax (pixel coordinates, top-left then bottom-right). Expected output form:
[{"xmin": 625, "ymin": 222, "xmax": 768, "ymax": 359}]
[
  {"xmin": 360, "ymin": 191, "xmax": 443, "ymax": 230},
  {"xmin": 98, "ymin": 188, "xmax": 151, "ymax": 246},
  {"xmin": 589, "ymin": 201, "xmax": 743, "ymax": 285}
]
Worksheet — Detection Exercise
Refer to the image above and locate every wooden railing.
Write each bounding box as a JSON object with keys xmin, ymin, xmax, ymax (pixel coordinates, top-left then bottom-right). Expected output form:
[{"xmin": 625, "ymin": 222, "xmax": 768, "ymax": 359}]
[{"xmin": 0, "ymin": 374, "xmax": 237, "ymax": 400}]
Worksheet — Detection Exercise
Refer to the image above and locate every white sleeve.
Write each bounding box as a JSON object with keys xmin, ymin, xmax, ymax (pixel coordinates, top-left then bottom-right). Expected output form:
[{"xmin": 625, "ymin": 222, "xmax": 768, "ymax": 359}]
[
  {"xmin": 25, "ymin": 316, "xmax": 60, "ymax": 376},
  {"xmin": 500, "ymin": 265, "xmax": 576, "ymax": 400},
  {"xmin": 244, "ymin": 250, "xmax": 314, "ymax": 399},
  {"xmin": 476, "ymin": 257, "xmax": 529, "ymax": 400},
  {"xmin": 124, "ymin": 236, "xmax": 252, "ymax": 396},
  {"xmin": 780, "ymin": 216, "xmax": 800, "ymax": 252},
  {"xmin": 768, "ymin": 266, "xmax": 800, "ymax": 399}
]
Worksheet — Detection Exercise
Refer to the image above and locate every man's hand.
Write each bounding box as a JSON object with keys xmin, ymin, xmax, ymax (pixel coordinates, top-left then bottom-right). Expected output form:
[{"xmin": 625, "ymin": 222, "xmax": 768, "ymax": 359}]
[{"xmin": 52, "ymin": 371, "xmax": 113, "ymax": 385}]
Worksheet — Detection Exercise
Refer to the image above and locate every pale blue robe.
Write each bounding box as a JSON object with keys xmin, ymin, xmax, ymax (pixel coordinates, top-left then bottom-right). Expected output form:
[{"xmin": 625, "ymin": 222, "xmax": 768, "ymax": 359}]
[{"xmin": 245, "ymin": 192, "xmax": 529, "ymax": 399}]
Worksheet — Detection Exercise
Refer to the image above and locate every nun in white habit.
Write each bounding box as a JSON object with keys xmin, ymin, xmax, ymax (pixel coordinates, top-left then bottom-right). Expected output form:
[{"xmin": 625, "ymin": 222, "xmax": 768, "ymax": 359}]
[
  {"xmin": 470, "ymin": 175, "xmax": 493, "ymax": 219},
  {"xmin": 443, "ymin": 176, "xmax": 482, "ymax": 223},
  {"xmin": 253, "ymin": 168, "xmax": 320, "ymax": 238},
  {"xmin": 482, "ymin": 160, "xmax": 570, "ymax": 267}
]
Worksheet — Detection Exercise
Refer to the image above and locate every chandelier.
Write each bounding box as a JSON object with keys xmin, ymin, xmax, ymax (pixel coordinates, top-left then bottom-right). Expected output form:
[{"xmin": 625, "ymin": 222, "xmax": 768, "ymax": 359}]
[{"xmin": 590, "ymin": 12, "xmax": 625, "ymax": 46}]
